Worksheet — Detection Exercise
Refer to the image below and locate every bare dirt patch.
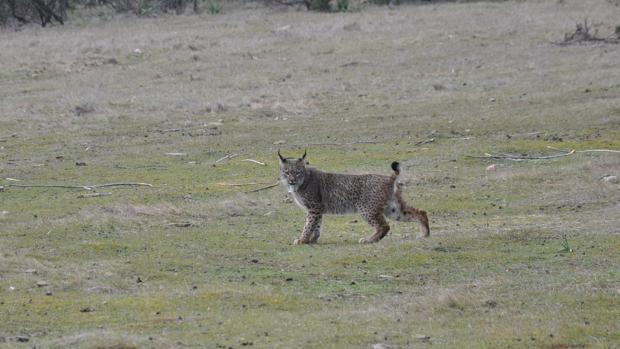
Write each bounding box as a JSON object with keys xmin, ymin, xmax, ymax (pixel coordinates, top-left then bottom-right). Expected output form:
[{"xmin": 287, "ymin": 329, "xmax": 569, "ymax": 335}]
[{"xmin": 100, "ymin": 202, "xmax": 183, "ymax": 220}]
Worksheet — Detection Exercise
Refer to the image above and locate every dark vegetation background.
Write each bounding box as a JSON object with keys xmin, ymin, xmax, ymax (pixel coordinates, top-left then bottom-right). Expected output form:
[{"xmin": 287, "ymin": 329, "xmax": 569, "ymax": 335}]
[{"xmin": 0, "ymin": 0, "xmax": 517, "ymax": 27}]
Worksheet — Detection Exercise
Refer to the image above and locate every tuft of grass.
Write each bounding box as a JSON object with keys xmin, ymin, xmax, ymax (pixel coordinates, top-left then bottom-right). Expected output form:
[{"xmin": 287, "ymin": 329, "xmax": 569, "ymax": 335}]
[{"xmin": 558, "ymin": 235, "xmax": 574, "ymax": 253}]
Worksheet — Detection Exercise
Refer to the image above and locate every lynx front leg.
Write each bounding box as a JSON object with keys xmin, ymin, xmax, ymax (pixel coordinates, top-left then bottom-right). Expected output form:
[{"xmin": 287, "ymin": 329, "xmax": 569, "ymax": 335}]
[
  {"xmin": 359, "ymin": 212, "xmax": 390, "ymax": 244},
  {"xmin": 294, "ymin": 209, "xmax": 322, "ymax": 245},
  {"xmin": 308, "ymin": 214, "xmax": 323, "ymax": 243}
]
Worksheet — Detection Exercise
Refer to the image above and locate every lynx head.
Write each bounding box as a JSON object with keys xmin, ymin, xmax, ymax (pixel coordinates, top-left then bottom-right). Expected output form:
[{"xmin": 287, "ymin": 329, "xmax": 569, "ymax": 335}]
[{"xmin": 278, "ymin": 149, "xmax": 307, "ymax": 192}]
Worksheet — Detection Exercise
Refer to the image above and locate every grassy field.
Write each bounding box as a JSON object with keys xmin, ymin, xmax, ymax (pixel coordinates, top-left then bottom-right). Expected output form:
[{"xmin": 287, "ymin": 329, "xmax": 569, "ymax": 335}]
[{"xmin": 1, "ymin": 0, "xmax": 619, "ymax": 348}]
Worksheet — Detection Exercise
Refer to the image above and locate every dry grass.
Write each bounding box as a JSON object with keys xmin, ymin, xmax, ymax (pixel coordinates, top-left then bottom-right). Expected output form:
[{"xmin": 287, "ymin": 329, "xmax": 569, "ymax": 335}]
[
  {"xmin": 98, "ymin": 202, "xmax": 184, "ymax": 219},
  {"xmin": 1, "ymin": 0, "xmax": 619, "ymax": 348}
]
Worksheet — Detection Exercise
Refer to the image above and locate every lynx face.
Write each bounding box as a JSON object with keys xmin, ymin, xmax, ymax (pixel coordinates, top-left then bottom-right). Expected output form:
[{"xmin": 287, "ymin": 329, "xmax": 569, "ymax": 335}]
[
  {"xmin": 278, "ymin": 151, "xmax": 307, "ymax": 192},
  {"xmin": 280, "ymin": 159, "xmax": 306, "ymax": 192}
]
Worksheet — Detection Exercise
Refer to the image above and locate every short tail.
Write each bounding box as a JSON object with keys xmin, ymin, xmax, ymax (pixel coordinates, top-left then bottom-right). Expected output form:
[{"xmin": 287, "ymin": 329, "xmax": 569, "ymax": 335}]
[{"xmin": 390, "ymin": 161, "xmax": 401, "ymax": 180}]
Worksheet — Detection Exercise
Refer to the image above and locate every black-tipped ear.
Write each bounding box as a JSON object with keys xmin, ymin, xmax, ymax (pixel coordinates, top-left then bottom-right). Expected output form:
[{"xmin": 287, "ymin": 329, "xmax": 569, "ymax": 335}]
[
  {"xmin": 278, "ymin": 149, "xmax": 286, "ymax": 163},
  {"xmin": 300, "ymin": 149, "xmax": 307, "ymax": 161}
]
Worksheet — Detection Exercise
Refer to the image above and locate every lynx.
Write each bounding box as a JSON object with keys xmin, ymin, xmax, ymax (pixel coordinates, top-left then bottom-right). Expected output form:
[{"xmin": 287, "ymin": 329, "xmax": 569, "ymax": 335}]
[{"xmin": 278, "ymin": 150, "xmax": 430, "ymax": 244}]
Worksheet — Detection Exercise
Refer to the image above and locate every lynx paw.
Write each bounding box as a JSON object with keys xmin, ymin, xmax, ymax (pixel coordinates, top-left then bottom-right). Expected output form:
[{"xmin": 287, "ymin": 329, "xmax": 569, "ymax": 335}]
[{"xmin": 359, "ymin": 237, "xmax": 372, "ymax": 244}]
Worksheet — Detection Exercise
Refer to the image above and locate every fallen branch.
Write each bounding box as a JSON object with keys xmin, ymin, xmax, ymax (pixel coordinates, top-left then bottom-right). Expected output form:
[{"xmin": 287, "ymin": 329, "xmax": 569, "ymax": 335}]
[
  {"xmin": 87, "ymin": 183, "xmax": 153, "ymax": 189},
  {"xmin": 469, "ymin": 147, "xmax": 619, "ymax": 162},
  {"xmin": 78, "ymin": 192, "xmax": 112, "ymax": 198},
  {"xmin": 168, "ymin": 222, "xmax": 193, "ymax": 227},
  {"xmin": 577, "ymin": 149, "xmax": 620, "ymax": 153},
  {"xmin": 157, "ymin": 128, "xmax": 181, "ymax": 133},
  {"xmin": 507, "ymin": 131, "xmax": 544, "ymax": 138},
  {"xmin": 546, "ymin": 146, "xmax": 620, "ymax": 154},
  {"xmin": 245, "ymin": 182, "xmax": 280, "ymax": 193},
  {"xmin": 414, "ymin": 138, "xmax": 435, "ymax": 146},
  {"xmin": 6, "ymin": 184, "xmax": 95, "ymax": 190},
  {"xmin": 468, "ymin": 150, "xmax": 575, "ymax": 161},
  {"xmin": 215, "ymin": 153, "xmax": 240, "ymax": 164},
  {"xmin": 218, "ymin": 182, "xmax": 273, "ymax": 187},
  {"xmin": 559, "ymin": 19, "xmax": 620, "ymax": 45},
  {"xmin": 114, "ymin": 164, "xmax": 168, "ymax": 170},
  {"xmin": 241, "ymin": 159, "xmax": 267, "ymax": 166},
  {"xmin": 4, "ymin": 182, "xmax": 153, "ymax": 191},
  {"xmin": 301, "ymin": 140, "xmax": 380, "ymax": 147},
  {"xmin": 340, "ymin": 61, "xmax": 370, "ymax": 67}
]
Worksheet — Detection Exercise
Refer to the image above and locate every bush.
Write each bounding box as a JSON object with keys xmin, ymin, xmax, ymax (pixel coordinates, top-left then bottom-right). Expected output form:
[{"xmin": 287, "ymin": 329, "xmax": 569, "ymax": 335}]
[
  {"xmin": 207, "ymin": 0, "xmax": 221, "ymax": 14},
  {"xmin": 307, "ymin": 0, "xmax": 330, "ymax": 11},
  {"xmin": 337, "ymin": 0, "xmax": 348, "ymax": 11},
  {"xmin": 0, "ymin": 0, "xmax": 202, "ymax": 25},
  {"xmin": 105, "ymin": 0, "xmax": 140, "ymax": 13},
  {"xmin": 1, "ymin": 0, "xmax": 67, "ymax": 27},
  {"xmin": 106, "ymin": 0, "xmax": 192, "ymax": 15}
]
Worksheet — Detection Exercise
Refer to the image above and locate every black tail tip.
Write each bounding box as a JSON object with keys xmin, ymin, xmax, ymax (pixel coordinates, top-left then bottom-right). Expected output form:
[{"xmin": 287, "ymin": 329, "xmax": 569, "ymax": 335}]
[{"xmin": 391, "ymin": 161, "xmax": 400, "ymax": 172}]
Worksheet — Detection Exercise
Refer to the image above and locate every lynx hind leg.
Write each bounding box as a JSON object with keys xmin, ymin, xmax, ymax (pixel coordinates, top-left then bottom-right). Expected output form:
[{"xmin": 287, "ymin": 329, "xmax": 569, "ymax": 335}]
[
  {"xmin": 405, "ymin": 207, "xmax": 430, "ymax": 237},
  {"xmin": 359, "ymin": 211, "xmax": 390, "ymax": 244},
  {"xmin": 385, "ymin": 197, "xmax": 430, "ymax": 238}
]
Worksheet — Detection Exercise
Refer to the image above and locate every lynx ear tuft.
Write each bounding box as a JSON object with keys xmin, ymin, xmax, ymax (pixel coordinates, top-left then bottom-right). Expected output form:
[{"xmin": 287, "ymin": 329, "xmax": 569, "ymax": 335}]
[
  {"xmin": 278, "ymin": 149, "xmax": 286, "ymax": 163},
  {"xmin": 300, "ymin": 149, "xmax": 307, "ymax": 161}
]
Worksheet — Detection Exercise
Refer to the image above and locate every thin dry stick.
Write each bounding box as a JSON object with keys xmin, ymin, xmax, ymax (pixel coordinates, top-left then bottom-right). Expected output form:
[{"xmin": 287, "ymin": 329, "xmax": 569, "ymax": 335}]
[
  {"xmin": 509, "ymin": 131, "xmax": 545, "ymax": 138},
  {"xmin": 78, "ymin": 192, "xmax": 112, "ymax": 198},
  {"xmin": 215, "ymin": 153, "xmax": 240, "ymax": 164},
  {"xmin": 5, "ymin": 182, "xmax": 153, "ymax": 190},
  {"xmin": 6, "ymin": 184, "xmax": 98, "ymax": 190},
  {"xmin": 468, "ymin": 150, "xmax": 576, "ymax": 161},
  {"xmin": 578, "ymin": 149, "xmax": 620, "ymax": 153},
  {"xmin": 241, "ymin": 159, "xmax": 266, "ymax": 166},
  {"xmin": 301, "ymin": 136, "xmax": 436, "ymax": 148},
  {"xmin": 168, "ymin": 222, "xmax": 193, "ymax": 227},
  {"xmin": 218, "ymin": 182, "xmax": 273, "ymax": 187},
  {"xmin": 245, "ymin": 182, "xmax": 280, "ymax": 193},
  {"xmin": 414, "ymin": 138, "xmax": 435, "ymax": 146},
  {"xmin": 302, "ymin": 140, "xmax": 380, "ymax": 146},
  {"xmin": 158, "ymin": 128, "xmax": 181, "ymax": 133},
  {"xmin": 468, "ymin": 146, "xmax": 620, "ymax": 161},
  {"xmin": 89, "ymin": 183, "xmax": 153, "ymax": 189},
  {"xmin": 547, "ymin": 145, "xmax": 620, "ymax": 154}
]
